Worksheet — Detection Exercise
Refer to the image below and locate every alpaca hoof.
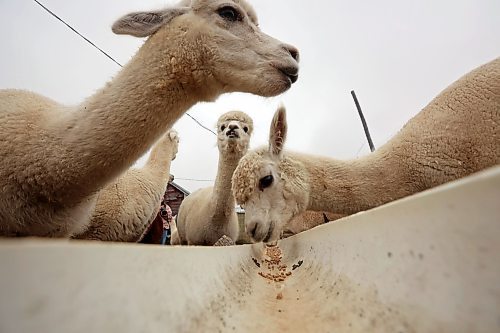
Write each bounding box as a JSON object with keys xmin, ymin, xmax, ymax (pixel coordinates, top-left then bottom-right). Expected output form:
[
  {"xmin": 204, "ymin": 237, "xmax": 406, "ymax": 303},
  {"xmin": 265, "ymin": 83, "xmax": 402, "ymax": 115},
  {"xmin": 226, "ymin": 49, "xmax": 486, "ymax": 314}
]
[
  {"xmin": 265, "ymin": 239, "xmax": 279, "ymax": 247},
  {"xmin": 214, "ymin": 235, "xmax": 235, "ymax": 246}
]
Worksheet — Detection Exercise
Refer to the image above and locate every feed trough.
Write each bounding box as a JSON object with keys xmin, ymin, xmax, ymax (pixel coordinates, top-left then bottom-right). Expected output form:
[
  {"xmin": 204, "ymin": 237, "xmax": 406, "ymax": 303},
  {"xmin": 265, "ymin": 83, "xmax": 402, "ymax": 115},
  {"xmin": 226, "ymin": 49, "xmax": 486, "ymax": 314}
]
[{"xmin": 1, "ymin": 167, "xmax": 499, "ymax": 332}]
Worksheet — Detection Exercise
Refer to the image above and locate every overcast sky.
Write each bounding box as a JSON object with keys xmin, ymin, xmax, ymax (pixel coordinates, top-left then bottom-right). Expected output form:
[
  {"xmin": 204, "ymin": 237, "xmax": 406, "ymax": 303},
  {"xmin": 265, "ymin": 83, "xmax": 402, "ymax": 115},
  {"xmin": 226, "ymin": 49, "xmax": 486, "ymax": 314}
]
[{"xmin": 1, "ymin": 0, "xmax": 499, "ymax": 193}]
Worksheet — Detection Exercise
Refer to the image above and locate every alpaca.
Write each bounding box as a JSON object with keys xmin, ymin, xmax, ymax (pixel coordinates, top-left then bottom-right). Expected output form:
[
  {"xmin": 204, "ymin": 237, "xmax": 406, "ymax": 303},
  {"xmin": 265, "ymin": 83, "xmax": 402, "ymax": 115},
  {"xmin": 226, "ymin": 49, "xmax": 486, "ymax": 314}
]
[
  {"xmin": 232, "ymin": 58, "xmax": 500, "ymax": 243},
  {"xmin": 0, "ymin": 0, "xmax": 299, "ymax": 237},
  {"xmin": 72, "ymin": 130, "xmax": 179, "ymax": 242},
  {"xmin": 176, "ymin": 111, "xmax": 253, "ymax": 245},
  {"xmin": 282, "ymin": 211, "xmax": 345, "ymax": 238}
]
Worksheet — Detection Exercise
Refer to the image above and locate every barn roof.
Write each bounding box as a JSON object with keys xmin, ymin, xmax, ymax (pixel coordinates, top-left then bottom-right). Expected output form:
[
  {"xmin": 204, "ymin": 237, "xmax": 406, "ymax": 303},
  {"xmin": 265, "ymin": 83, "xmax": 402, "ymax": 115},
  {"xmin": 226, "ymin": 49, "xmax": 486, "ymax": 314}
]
[{"xmin": 169, "ymin": 181, "xmax": 190, "ymax": 196}]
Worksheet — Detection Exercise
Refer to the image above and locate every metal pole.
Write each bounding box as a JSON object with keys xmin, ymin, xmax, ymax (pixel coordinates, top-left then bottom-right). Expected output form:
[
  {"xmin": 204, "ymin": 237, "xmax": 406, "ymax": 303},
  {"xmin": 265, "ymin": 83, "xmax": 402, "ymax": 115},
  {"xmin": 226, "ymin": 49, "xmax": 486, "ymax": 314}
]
[{"xmin": 351, "ymin": 90, "xmax": 375, "ymax": 152}]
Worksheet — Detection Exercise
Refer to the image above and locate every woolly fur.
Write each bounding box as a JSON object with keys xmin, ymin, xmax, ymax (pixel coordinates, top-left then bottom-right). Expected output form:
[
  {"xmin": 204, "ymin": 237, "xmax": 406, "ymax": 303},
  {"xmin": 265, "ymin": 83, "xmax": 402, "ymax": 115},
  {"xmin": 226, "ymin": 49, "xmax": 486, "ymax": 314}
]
[{"xmin": 73, "ymin": 130, "xmax": 179, "ymax": 241}]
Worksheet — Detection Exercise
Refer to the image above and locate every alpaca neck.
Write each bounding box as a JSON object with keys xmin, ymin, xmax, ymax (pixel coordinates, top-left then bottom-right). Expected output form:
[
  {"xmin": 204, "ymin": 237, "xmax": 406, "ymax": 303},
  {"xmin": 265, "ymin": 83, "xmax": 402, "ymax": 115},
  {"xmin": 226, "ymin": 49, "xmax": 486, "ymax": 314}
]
[
  {"xmin": 211, "ymin": 153, "xmax": 241, "ymax": 223},
  {"xmin": 291, "ymin": 151, "xmax": 409, "ymax": 215},
  {"xmin": 53, "ymin": 27, "xmax": 219, "ymax": 203},
  {"xmin": 143, "ymin": 142, "xmax": 175, "ymax": 185}
]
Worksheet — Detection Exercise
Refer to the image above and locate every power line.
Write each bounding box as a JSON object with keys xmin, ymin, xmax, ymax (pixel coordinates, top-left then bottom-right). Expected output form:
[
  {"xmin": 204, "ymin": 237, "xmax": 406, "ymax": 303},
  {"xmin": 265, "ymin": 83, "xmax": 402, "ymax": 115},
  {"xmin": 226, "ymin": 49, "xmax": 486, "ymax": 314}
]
[
  {"xmin": 175, "ymin": 177, "xmax": 215, "ymax": 182},
  {"xmin": 355, "ymin": 142, "xmax": 365, "ymax": 157},
  {"xmin": 32, "ymin": 0, "xmax": 216, "ymax": 137},
  {"xmin": 33, "ymin": 0, "xmax": 122, "ymax": 68},
  {"xmin": 185, "ymin": 114, "xmax": 217, "ymax": 135}
]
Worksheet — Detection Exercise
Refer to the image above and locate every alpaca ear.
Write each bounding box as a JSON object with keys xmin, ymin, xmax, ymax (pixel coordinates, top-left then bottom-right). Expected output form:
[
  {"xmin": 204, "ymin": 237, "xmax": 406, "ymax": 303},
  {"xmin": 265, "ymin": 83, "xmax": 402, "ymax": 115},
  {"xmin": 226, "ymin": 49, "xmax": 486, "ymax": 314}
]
[
  {"xmin": 168, "ymin": 130, "xmax": 178, "ymax": 141},
  {"xmin": 112, "ymin": 7, "xmax": 189, "ymax": 37},
  {"xmin": 269, "ymin": 105, "xmax": 287, "ymax": 157}
]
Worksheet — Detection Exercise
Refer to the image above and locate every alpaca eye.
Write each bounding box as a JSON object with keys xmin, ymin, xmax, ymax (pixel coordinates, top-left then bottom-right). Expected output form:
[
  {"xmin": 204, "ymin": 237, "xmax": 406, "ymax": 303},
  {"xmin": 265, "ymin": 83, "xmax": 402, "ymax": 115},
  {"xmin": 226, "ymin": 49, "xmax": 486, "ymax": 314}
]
[
  {"xmin": 259, "ymin": 175, "xmax": 273, "ymax": 191},
  {"xmin": 243, "ymin": 126, "xmax": 248, "ymax": 133},
  {"xmin": 217, "ymin": 6, "xmax": 241, "ymax": 22},
  {"xmin": 221, "ymin": 125, "xmax": 226, "ymax": 131}
]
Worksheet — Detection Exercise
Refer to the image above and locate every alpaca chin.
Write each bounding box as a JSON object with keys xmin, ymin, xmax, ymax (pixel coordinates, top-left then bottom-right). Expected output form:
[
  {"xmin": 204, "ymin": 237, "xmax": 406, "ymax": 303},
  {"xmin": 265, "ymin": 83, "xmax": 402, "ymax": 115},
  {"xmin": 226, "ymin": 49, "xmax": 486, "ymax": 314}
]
[{"xmin": 221, "ymin": 138, "xmax": 247, "ymax": 155}]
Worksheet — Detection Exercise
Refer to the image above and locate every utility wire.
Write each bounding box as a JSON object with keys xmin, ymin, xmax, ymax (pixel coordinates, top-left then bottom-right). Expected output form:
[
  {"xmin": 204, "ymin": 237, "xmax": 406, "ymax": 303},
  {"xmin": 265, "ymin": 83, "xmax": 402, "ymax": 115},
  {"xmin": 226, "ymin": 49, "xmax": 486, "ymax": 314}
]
[
  {"xmin": 175, "ymin": 177, "xmax": 215, "ymax": 182},
  {"xmin": 33, "ymin": 0, "xmax": 122, "ymax": 68},
  {"xmin": 185, "ymin": 114, "xmax": 217, "ymax": 135},
  {"xmin": 32, "ymin": 0, "xmax": 216, "ymax": 137}
]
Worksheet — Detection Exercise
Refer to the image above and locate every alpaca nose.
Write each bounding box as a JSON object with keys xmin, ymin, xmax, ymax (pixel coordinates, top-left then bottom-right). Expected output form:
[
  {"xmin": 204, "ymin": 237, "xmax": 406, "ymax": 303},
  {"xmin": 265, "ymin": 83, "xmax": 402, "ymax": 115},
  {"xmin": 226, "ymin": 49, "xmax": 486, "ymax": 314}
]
[
  {"xmin": 283, "ymin": 43, "xmax": 299, "ymax": 63},
  {"xmin": 226, "ymin": 124, "xmax": 239, "ymax": 137}
]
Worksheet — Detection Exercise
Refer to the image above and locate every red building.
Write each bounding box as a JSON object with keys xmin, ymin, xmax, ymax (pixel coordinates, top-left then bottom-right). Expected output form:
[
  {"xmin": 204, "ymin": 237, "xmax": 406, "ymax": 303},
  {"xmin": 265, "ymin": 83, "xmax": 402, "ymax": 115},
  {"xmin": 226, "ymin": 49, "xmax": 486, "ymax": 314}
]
[
  {"xmin": 162, "ymin": 181, "xmax": 190, "ymax": 217},
  {"xmin": 139, "ymin": 178, "xmax": 190, "ymax": 244}
]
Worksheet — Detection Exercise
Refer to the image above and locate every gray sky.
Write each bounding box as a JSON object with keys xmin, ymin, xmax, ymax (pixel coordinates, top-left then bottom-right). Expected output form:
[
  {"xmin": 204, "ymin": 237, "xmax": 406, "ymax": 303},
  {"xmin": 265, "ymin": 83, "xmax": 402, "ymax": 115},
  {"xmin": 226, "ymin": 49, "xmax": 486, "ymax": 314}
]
[{"xmin": 1, "ymin": 0, "xmax": 499, "ymax": 193}]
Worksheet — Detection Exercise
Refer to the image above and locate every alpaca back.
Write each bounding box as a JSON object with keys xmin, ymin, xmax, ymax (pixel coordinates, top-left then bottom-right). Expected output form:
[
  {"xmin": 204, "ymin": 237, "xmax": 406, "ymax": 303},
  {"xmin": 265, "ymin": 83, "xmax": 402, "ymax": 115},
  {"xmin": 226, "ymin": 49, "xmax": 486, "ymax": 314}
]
[
  {"xmin": 74, "ymin": 169, "xmax": 162, "ymax": 241},
  {"xmin": 376, "ymin": 58, "xmax": 499, "ymax": 190}
]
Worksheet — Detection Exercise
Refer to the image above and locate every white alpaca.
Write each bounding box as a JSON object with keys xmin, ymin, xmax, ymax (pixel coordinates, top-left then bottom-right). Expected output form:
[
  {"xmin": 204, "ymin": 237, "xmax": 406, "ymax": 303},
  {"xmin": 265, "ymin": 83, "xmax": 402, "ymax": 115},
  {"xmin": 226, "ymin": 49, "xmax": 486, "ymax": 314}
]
[
  {"xmin": 73, "ymin": 130, "xmax": 179, "ymax": 242},
  {"xmin": 0, "ymin": 0, "xmax": 299, "ymax": 237},
  {"xmin": 176, "ymin": 111, "xmax": 253, "ymax": 245},
  {"xmin": 232, "ymin": 58, "xmax": 500, "ymax": 243}
]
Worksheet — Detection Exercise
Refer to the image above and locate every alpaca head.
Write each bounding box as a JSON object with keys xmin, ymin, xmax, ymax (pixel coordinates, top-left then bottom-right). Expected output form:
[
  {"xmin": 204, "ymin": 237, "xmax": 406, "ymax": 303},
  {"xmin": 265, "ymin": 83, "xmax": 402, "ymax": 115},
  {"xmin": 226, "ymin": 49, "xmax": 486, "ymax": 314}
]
[
  {"xmin": 232, "ymin": 106, "xmax": 309, "ymax": 243},
  {"xmin": 111, "ymin": 0, "xmax": 299, "ymax": 98},
  {"xmin": 148, "ymin": 129, "xmax": 180, "ymax": 166},
  {"xmin": 167, "ymin": 129, "xmax": 180, "ymax": 160},
  {"xmin": 216, "ymin": 111, "xmax": 253, "ymax": 156}
]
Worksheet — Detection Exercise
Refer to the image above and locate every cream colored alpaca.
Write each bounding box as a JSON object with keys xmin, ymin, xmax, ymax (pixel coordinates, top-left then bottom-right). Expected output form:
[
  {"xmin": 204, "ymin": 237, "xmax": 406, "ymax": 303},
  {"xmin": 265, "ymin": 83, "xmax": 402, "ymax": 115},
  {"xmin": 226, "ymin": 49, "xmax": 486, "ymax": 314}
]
[
  {"xmin": 232, "ymin": 58, "xmax": 500, "ymax": 243},
  {"xmin": 176, "ymin": 111, "xmax": 253, "ymax": 245},
  {"xmin": 0, "ymin": 0, "xmax": 299, "ymax": 237},
  {"xmin": 72, "ymin": 130, "xmax": 179, "ymax": 242}
]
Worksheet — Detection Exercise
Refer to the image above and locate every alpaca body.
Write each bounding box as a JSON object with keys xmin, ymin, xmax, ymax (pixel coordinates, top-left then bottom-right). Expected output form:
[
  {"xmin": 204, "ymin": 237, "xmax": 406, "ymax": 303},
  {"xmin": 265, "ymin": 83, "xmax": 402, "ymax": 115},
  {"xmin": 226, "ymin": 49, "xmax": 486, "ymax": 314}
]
[
  {"xmin": 233, "ymin": 57, "xmax": 499, "ymax": 243},
  {"xmin": 73, "ymin": 131, "xmax": 179, "ymax": 242},
  {"xmin": 176, "ymin": 111, "xmax": 253, "ymax": 245},
  {"xmin": 0, "ymin": 0, "xmax": 299, "ymax": 237},
  {"xmin": 177, "ymin": 187, "xmax": 239, "ymax": 245}
]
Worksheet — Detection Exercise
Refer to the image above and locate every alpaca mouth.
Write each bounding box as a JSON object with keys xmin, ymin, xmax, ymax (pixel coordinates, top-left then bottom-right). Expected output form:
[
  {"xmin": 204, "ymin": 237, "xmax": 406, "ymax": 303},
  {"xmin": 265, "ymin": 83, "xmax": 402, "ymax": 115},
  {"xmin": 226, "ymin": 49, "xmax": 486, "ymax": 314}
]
[
  {"xmin": 276, "ymin": 65, "xmax": 299, "ymax": 84},
  {"xmin": 263, "ymin": 222, "xmax": 275, "ymax": 243},
  {"xmin": 226, "ymin": 130, "xmax": 239, "ymax": 139}
]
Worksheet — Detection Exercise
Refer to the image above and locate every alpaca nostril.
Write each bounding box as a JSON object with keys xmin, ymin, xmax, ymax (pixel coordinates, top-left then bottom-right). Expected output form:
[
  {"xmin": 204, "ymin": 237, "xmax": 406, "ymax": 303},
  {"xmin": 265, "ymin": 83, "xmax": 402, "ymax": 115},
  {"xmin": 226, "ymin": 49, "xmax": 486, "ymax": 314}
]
[
  {"xmin": 250, "ymin": 224, "xmax": 258, "ymax": 238},
  {"xmin": 283, "ymin": 44, "xmax": 299, "ymax": 63},
  {"xmin": 247, "ymin": 221, "xmax": 259, "ymax": 239}
]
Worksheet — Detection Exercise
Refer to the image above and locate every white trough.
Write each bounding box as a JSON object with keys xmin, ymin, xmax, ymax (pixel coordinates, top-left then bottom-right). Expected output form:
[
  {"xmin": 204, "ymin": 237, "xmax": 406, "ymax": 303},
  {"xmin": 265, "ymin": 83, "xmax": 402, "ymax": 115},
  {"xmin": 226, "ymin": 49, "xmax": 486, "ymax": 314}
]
[{"xmin": 1, "ymin": 167, "xmax": 499, "ymax": 333}]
